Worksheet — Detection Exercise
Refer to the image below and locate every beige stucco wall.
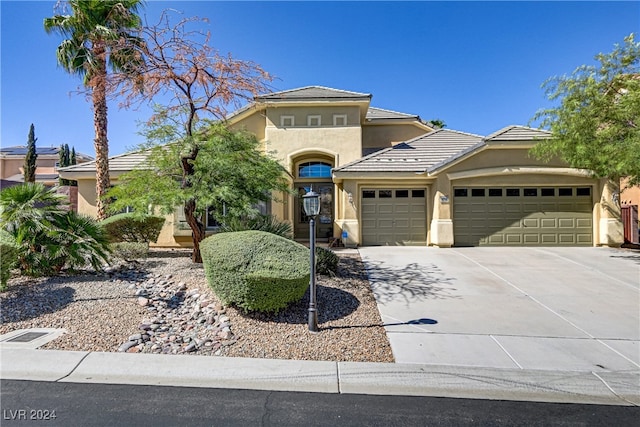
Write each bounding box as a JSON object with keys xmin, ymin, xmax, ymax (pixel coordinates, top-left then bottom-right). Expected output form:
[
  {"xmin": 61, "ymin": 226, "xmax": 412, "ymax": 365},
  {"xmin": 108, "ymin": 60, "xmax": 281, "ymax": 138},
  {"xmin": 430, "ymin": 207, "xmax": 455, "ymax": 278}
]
[
  {"xmin": 362, "ymin": 124, "xmax": 428, "ymax": 151},
  {"xmin": 76, "ymin": 179, "xmax": 98, "ymax": 215},
  {"xmin": 1, "ymin": 156, "xmax": 58, "ymax": 179},
  {"xmin": 228, "ymin": 110, "xmax": 266, "ymax": 142}
]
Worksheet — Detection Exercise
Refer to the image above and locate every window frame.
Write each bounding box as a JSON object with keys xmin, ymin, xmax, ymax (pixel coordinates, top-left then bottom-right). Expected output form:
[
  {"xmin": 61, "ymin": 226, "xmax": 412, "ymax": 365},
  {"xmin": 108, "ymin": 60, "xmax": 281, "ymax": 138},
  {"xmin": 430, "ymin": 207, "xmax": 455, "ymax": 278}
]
[
  {"xmin": 307, "ymin": 115, "xmax": 321, "ymax": 127},
  {"xmin": 280, "ymin": 115, "xmax": 295, "ymax": 127},
  {"xmin": 297, "ymin": 161, "xmax": 333, "ymax": 179},
  {"xmin": 333, "ymin": 114, "xmax": 347, "ymax": 126}
]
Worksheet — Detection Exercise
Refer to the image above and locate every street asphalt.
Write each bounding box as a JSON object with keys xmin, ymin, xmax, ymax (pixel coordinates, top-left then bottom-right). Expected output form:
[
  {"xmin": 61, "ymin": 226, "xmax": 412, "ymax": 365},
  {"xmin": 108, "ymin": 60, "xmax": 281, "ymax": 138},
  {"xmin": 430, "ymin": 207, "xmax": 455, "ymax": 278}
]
[{"xmin": 1, "ymin": 246, "xmax": 639, "ymax": 407}]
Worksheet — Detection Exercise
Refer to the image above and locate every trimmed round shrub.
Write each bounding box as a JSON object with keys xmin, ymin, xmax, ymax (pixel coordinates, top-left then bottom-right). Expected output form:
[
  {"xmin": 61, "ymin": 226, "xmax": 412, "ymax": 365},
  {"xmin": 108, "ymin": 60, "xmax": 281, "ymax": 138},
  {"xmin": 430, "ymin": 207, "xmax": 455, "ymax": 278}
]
[
  {"xmin": 100, "ymin": 213, "xmax": 165, "ymax": 243},
  {"xmin": 316, "ymin": 247, "xmax": 339, "ymax": 276},
  {"xmin": 0, "ymin": 230, "xmax": 18, "ymax": 291},
  {"xmin": 201, "ymin": 230, "xmax": 310, "ymax": 313},
  {"xmin": 219, "ymin": 214, "xmax": 293, "ymax": 239}
]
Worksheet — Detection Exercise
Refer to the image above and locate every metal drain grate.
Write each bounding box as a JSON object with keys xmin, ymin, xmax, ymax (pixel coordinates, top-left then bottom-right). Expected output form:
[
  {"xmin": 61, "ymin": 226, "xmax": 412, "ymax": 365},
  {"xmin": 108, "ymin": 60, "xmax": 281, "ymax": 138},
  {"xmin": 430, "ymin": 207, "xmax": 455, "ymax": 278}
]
[{"xmin": 5, "ymin": 332, "xmax": 48, "ymax": 343}]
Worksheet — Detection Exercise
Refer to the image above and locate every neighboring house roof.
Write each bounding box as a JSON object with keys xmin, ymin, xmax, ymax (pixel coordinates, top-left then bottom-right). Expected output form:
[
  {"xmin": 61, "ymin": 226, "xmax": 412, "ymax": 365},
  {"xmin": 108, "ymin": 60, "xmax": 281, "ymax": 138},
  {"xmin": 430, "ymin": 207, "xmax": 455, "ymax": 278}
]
[
  {"xmin": 0, "ymin": 179, "xmax": 20, "ymax": 189},
  {"xmin": 255, "ymin": 85, "xmax": 372, "ymax": 101},
  {"xmin": 5, "ymin": 173, "xmax": 59, "ymax": 182},
  {"xmin": 334, "ymin": 129, "xmax": 483, "ymax": 174},
  {"xmin": 0, "ymin": 145, "xmax": 93, "ymax": 160},
  {"xmin": 58, "ymin": 150, "xmax": 150, "ymax": 177}
]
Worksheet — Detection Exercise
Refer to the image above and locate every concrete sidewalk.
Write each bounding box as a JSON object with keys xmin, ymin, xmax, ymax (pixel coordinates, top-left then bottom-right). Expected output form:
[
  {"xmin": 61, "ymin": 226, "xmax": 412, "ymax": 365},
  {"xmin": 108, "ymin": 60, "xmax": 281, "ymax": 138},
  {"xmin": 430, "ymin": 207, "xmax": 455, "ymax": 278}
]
[{"xmin": 1, "ymin": 348, "xmax": 639, "ymax": 406}]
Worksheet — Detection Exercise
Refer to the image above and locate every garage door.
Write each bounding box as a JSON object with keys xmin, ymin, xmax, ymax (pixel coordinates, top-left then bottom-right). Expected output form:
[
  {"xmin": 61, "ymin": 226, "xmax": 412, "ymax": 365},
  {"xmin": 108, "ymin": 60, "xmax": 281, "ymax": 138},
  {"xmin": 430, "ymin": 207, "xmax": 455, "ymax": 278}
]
[
  {"xmin": 453, "ymin": 186, "xmax": 593, "ymax": 246},
  {"xmin": 361, "ymin": 189, "xmax": 427, "ymax": 246}
]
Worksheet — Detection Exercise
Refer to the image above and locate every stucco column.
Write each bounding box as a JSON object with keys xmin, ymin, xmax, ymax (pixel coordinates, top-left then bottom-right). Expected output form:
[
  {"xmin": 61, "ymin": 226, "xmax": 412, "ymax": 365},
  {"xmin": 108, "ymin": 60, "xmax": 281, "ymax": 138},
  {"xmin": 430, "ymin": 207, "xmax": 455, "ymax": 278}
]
[
  {"xmin": 429, "ymin": 188, "xmax": 454, "ymax": 247},
  {"xmin": 597, "ymin": 179, "xmax": 624, "ymax": 247},
  {"xmin": 335, "ymin": 180, "xmax": 359, "ymax": 247}
]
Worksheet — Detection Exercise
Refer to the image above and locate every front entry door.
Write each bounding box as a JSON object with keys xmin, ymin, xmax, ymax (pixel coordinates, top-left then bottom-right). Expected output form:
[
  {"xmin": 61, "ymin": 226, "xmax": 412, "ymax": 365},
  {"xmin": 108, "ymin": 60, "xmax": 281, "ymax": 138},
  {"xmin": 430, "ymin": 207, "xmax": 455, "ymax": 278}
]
[{"xmin": 295, "ymin": 183, "xmax": 333, "ymax": 241}]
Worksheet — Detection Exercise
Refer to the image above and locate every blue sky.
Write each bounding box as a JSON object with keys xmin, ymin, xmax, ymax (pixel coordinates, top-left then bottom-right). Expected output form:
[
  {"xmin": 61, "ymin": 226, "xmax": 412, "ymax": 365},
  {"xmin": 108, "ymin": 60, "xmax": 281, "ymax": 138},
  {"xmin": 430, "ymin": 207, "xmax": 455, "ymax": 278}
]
[{"xmin": 2, "ymin": 1, "xmax": 639, "ymax": 158}]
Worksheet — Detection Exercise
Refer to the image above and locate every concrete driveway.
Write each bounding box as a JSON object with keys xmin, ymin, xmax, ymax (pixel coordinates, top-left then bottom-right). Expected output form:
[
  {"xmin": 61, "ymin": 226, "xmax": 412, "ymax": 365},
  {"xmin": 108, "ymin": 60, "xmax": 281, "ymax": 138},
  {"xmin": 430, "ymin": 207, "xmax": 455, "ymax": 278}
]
[{"xmin": 359, "ymin": 246, "xmax": 640, "ymax": 372}]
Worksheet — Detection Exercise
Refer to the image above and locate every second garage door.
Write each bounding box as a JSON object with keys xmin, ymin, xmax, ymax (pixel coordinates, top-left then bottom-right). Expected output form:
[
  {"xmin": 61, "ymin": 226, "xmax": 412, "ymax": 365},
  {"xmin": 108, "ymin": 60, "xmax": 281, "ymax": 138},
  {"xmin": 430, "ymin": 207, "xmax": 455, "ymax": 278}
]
[
  {"xmin": 453, "ymin": 186, "xmax": 593, "ymax": 246},
  {"xmin": 361, "ymin": 189, "xmax": 427, "ymax": 246}
]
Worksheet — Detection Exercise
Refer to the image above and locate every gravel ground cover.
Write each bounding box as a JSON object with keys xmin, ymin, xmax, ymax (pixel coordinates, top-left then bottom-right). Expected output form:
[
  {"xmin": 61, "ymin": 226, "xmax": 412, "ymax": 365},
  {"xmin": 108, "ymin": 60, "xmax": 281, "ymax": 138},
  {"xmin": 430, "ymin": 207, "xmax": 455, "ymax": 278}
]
[{"xmin": 0, "ymin": 249, "xmax": 394, "ymax": 363}]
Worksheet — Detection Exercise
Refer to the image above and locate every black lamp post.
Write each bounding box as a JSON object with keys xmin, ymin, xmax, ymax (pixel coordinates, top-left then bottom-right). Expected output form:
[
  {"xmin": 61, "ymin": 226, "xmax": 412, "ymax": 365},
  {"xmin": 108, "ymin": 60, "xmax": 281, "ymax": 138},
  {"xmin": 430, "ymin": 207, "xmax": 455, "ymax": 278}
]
[{"xmin": 302, "ymin": 188, "xmax": 320, "ymax": 333}]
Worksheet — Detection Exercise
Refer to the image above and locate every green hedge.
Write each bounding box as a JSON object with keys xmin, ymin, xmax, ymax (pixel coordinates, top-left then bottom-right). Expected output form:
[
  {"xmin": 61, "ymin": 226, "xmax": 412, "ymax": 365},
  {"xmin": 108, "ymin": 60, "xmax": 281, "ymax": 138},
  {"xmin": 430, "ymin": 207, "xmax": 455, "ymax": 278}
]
[
  {"xmin": 100, "ymin": 213, "xmax": 165, "ymax": 243},
  {"xmin": 201, "ymin": 230, "xmax": 310, "ymax": 313},
  {"xmin": 0, "ymin": 230, "xmax": 18, "ymax": 291}
]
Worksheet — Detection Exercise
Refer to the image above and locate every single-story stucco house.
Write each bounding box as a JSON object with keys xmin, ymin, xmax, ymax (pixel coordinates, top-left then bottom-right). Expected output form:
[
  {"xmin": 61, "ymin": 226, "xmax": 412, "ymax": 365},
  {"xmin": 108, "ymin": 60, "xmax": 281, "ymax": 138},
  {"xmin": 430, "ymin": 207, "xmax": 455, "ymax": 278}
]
[{"xmin": 59, "ymin": 86, "xmax": 623, "ymax": 248}]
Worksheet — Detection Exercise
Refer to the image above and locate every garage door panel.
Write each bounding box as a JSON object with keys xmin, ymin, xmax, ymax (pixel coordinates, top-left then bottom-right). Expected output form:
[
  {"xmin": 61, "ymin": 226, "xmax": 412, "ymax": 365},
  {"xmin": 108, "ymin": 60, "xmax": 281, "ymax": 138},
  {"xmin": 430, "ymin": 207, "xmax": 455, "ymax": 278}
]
[
  {"xmin": 559, "ymin": 234, "xmax": 577, "ymax": 244},
  {"xmin": 505, "ymin": 234, "xmax": 523, "ymax": 244},
  {"xmin": 488, "ymin": 234, "xmax": 505, "ymax": 244},
  {"xmin": 524, "ymin": 234, "xmax": 540, "ymax": 244},
  {"xmin": 378, "ymin": 219, "xmax": 394, "ymax": 228},
  {"xmin": 454, "ymin": 186, "xmax": 593, "ymax": 247},
  {"xmin": 487, "ymin": 203, "xmax": 504, "ymax": 213},
  {"xmin": 378, "ymin": 204, "xmax": 394, "ymax": 214},
  {"xmin": 394, "ymin": 219, "xmax": 410, "ymax": 228},
  {"xmin": 361, "ymin": 189, "xmax": 427, "ymax": 246},
  {"xmin": 361, "ymin": 204, "xmax": 377, "ymax": 214},
  {"xmin": 540, "ymin": 218, "xmax": 557, "ymax": 228},
  {"xmin": 558, "ymin": 218, "xmax": 575, "ymax": 228},
  {"xmin": 577, "ymin": 234, "xmax": 592, "ymax": 243},
  {"xmin": 576, "ymin": 218, "xmax": 592, "ymax": 228}
]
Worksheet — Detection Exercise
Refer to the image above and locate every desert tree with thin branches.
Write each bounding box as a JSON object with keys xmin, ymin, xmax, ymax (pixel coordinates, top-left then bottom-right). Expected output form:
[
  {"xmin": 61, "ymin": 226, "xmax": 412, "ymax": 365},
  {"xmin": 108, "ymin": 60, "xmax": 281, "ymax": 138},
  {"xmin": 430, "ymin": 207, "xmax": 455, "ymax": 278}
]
[{"xmin": 112, "ymin": 10, "xmax": 274, "ymax": 262}]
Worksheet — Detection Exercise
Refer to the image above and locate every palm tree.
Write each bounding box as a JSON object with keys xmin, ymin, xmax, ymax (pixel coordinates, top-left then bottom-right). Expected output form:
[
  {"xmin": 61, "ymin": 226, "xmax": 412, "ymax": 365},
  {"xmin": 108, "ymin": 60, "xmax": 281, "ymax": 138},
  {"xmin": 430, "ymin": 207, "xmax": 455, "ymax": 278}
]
[{"xmin": 44, "ymin": 0, "xmax": 144, "ymax": 219}]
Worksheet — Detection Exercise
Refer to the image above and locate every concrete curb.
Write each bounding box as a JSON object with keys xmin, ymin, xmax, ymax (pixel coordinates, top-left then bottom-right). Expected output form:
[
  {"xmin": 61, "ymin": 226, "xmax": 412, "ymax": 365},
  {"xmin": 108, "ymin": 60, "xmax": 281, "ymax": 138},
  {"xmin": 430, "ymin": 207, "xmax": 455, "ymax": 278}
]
[{"xmin": 1, "ymin": 349, "xmax": 638, "ymax": 406}]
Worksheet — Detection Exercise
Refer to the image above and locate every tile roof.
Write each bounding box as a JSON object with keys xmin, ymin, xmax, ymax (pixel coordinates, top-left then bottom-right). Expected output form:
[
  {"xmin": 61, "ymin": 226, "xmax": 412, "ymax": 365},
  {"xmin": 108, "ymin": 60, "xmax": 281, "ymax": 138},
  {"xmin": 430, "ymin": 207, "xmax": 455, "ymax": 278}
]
[
  {"xmin": 4, "ymin": 173, "xmax": 59, "ymax": 182},
  {"xmin": 255, "ymin": 86, "xmax": 372, "ymax": 101},
  {"xmin": 334, "ymin": 129, "xmax": 483, "ymax": 173},
  {"xmin": 58, "ymin": 150, "xmax": 151, "ymax": 174},
  {"xmin": 485, "ymin": 125, "xmax": 551, "ymax": 142},
  {"xmin": 365, "ymin": 107, "xmax": 420, "ymax": 121}
]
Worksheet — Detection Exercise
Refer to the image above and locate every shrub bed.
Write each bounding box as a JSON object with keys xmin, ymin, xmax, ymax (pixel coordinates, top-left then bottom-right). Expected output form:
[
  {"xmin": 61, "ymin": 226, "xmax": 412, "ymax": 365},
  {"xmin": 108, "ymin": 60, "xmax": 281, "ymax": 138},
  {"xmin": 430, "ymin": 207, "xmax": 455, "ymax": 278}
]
[
  {"xmin": 101, "ymin": 213, "xmax": 165, "ymax": 243},
  {"xmin": 316, "ymin": 247, "xmax": 339, "ymax": 276},
  {"xmin": 201, "ymin": 230, "xmax": 310, "ymax": 313},
  {"xmin": 0, "ymin": 230, "xmax": 18, "ymax": 291}
]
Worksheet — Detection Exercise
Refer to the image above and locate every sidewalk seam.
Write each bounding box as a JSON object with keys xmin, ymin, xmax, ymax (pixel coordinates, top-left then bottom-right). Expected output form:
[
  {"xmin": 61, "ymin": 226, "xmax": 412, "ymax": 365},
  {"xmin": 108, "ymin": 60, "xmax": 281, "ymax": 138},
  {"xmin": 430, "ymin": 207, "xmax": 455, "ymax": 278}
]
[
  {"xmin": 53, "ymin": 351, "xmax": 91, "ymax": 382},
  {"xmin": 591, "ymin": 371, "xmax": 640, "ymax": 407},
  {"xmin": 490, "ymin": 335, "xmax": 523, "ymax": 369}
]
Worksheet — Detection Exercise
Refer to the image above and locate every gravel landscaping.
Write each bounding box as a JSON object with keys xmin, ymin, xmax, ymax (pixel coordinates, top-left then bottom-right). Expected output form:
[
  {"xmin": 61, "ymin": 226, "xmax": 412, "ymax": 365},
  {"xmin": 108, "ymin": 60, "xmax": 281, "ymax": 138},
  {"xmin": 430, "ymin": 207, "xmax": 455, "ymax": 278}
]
[{"xmin": 0, "ymin": 248, "xmax": 394, "ymax": 363}]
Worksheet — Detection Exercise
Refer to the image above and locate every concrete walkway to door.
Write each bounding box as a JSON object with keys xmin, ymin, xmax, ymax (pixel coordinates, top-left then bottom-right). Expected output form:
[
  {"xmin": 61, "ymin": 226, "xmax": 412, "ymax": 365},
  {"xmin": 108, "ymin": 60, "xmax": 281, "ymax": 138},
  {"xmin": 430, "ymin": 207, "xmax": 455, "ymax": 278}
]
[{"xmin": 359, "ymin": 246, "xmax": 640, "ymax": 374}]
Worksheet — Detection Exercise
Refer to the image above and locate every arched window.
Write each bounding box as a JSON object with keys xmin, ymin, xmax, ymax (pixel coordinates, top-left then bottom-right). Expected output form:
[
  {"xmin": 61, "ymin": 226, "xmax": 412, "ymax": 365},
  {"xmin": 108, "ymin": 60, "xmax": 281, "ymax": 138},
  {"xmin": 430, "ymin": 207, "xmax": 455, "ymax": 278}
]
[{"xmin": 298, "ymin": 161, "xmax": 332, "ymax": 178}]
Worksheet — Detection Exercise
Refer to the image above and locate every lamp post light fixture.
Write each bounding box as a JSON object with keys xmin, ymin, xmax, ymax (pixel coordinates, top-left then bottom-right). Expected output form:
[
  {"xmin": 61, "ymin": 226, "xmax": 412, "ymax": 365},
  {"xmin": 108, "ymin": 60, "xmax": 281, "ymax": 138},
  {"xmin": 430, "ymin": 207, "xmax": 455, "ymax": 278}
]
[{"xmin": 302, "ymin": 188, "xmax": 321, "ymax": 333}]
